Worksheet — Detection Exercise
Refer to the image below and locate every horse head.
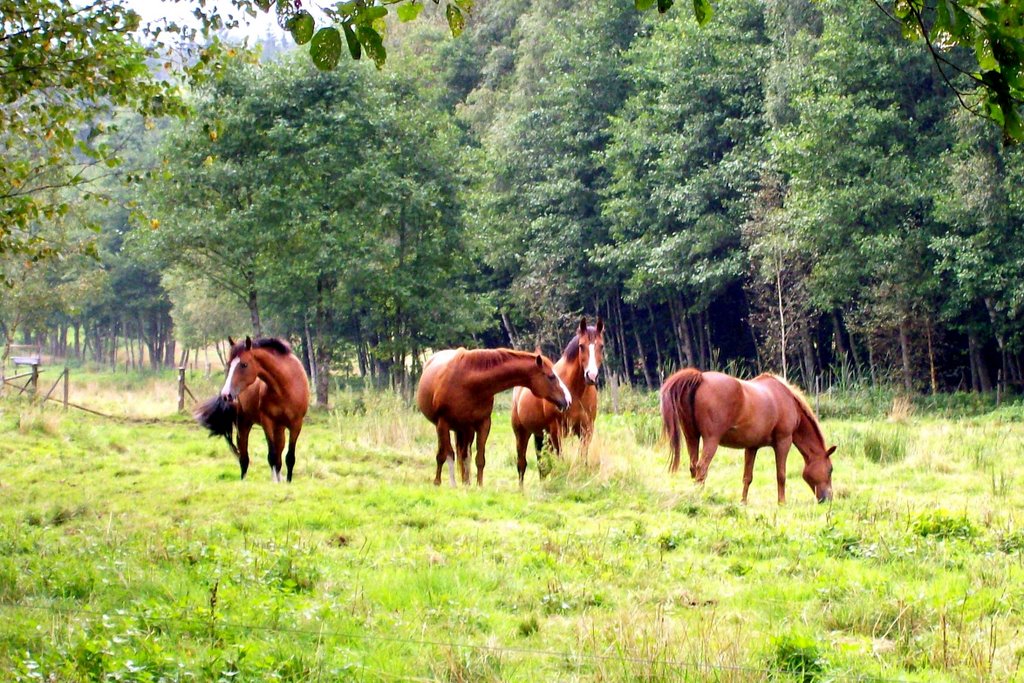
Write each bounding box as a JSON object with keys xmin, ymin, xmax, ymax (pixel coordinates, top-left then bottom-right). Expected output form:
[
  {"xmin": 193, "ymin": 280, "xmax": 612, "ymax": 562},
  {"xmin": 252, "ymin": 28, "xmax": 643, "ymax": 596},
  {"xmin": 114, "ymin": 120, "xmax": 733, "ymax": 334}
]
[
  {"xmin": 221, "ymin": 336, "xmax": 260, "ymax": 402},
  {"xmin": 576, "ymin": 316, "xmax": 605, "ymax": 385},
  {"xmin": 529, "ymin": 353, "xmax": 572, "ymax": 412},
  {"xmin": 802, "ymin": 445, "xmax": 836, "ymax": 503}
]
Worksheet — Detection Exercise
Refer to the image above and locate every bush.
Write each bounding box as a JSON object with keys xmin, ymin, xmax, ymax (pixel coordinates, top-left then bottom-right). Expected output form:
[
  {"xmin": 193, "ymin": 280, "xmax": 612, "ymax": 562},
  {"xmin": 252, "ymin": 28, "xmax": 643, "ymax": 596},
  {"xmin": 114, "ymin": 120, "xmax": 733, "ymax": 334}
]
[
  {"xmin": 862, "ymin": 426, "xmax": 908, "ymax": 464},
  {"xmin": 767, "ymin": 634, "xmax": 826, "ymax": 682},
  {"xmin": 913, "ymin": 510, "xmax": 976, "ymax": 540}
]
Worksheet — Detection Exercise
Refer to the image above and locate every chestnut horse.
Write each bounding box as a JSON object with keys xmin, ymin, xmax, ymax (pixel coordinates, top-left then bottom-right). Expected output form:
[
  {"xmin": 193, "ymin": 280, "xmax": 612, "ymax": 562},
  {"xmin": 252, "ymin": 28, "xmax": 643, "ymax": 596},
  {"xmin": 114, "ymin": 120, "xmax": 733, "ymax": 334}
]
[
  {"xmin": 511, "ymin": 317, "xmax": 605, "ymax": 487},
  {"xmin": 195, "ymin": 336, "xmax": 309, "ymax": 482},
  {"xmin": 417, "ymin": 348, "xmax": 571, "ymax": 487},
  {"xmin": 660, "ymin": 368, "xmax": 835, "ymax": 503}
]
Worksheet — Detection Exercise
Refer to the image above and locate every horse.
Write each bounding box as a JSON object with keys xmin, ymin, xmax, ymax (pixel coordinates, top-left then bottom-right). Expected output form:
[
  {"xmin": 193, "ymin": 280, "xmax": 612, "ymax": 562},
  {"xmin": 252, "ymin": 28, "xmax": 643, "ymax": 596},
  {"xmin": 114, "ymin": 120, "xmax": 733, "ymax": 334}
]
[
  {"xmin": 417, "ymin": 348, "xmax": 572, "ymax": 487},
  {"xmin": 510, "ymin": 317, "xmax": 605, "ymax": 487},
  {"xmin": 659, "ymin": 368, "xmax": 835, "ymax": 503},
  {"xmin": 195, "ymin": 336, "xmax": 310, "ymax": 482}
]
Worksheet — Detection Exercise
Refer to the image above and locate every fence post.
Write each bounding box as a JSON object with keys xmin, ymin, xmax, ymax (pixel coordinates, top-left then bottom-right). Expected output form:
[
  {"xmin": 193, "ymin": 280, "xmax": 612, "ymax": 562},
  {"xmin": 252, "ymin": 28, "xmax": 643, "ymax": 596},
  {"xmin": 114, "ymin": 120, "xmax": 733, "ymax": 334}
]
[
  {"xmin": 30, "ymin": 363, "xmax": 39, "ymax": 396},
  {"xmin": 63, "ymin": 367, "xmax": 69, "ymax": 411},
  {"xmin": 178, "ymin": 366, "xmax": 186, "ymax": 413}
]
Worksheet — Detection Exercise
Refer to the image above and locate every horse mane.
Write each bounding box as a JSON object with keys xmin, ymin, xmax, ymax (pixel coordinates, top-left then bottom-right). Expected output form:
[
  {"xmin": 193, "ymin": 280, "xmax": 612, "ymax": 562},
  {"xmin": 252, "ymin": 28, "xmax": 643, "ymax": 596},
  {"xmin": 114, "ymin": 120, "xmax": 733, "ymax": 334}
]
[
  {"xmin": 760, "ymin": 373, "xmax": 825, "ymax": 447},
  {"xmin": 461, "ymin": 348, "xmax": 538, "ymax": 371},
  {"xmin": 561, "ymin": 326, "xmax": 599, "ymax": 362},
  {"xmin": 229, "ymin": 337, "xmax": 292, "ymax": 361}
]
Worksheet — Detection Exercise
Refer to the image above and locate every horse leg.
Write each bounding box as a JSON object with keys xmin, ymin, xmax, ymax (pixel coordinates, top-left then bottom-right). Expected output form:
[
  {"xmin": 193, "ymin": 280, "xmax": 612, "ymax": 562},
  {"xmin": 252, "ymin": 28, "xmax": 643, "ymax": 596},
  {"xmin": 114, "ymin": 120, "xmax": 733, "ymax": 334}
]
[
  {"xmin": 773, "ymin": 437, "xmax": 792, "ymax": 504},
  {"xmin": 285, "ymin": 421, "xmax": 302, "ymax": 483},
  {"xmin": 456, "ymin": 429, "xmax": 472, "ymax": 486},
  {"xmin": 578, "ymin": 418, "xmax": 593, "ymax": 463},
  {"xmin": 514, "ymin": 427, "xmax": 531, "ymax": 490},
  {"xmin": 549, "ymin": 421, "xmax": 563, "ymax": 459},
  {"xmin": 237, "ymin": 420, "xmax": 253, "ymax": 480},
  {"xmin": 433, "ymin": 420, "xmax": 455, "ymax": 487},
  {"xmin": 265, "ymin": 422, "xmax": 285, "ymax": 483},
  {"xmin": 685, "ymin": 434, "xmax": 700, "ymax": 479},
  {"xmin": 742, "ymin": 447, "xmax": 758, "ymax": 504},
  {"xmin": 475, "ymin": 417, "xmax": 491, "ymax": 487},
  {"xmin": 694, "ymin": 436, "xmax": 720, "ymax": 484}
]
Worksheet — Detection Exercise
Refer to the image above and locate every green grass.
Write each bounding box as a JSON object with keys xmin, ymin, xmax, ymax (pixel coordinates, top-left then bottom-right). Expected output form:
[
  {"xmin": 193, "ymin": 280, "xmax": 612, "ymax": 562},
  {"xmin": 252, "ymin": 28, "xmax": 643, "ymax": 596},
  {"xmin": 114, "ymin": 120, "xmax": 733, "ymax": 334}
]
[{"xmin": 1, "ymin": 379, "xmax": 1023, "ymax": 681}]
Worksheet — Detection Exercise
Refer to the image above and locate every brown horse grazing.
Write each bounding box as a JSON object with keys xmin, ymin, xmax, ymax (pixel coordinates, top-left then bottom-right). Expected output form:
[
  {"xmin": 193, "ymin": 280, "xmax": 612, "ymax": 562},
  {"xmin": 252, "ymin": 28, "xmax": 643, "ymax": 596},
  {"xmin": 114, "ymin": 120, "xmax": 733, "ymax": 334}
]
[
  {"xmin": 511, "ymin": 317, "xmax": 605, "ymax": 487},
  {"xmin": 195, "ymin": 336, "xmax": 310, "ymax": 482},
  {"xmin": 417, "ymin": 348, "xmax": 572, "ymax": 487},
  {"xmin": 660, "ymin": 368, "xmax": 835, "ymax": 503}
]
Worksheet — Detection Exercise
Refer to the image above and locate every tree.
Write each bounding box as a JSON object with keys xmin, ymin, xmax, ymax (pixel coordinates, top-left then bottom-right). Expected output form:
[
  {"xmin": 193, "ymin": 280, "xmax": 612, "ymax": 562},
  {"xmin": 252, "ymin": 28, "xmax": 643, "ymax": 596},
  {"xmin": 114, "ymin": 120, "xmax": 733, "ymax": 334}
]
[
  {"xmin": 0, "ymin": 1, "xmax": 183, "ymax": 261},
  {"xmin": 161, "ymin": 1, "xmax": 1024, "ymax": 143}
]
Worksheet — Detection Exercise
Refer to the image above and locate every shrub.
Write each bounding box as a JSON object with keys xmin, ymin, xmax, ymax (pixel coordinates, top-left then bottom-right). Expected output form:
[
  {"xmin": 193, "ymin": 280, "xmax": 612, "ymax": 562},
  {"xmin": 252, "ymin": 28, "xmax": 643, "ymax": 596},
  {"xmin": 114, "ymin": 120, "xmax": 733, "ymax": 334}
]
[
  {"xmin": 913, "ymin": 510, "xmax": 976, "ymax": 540},
  {"xmin": 767, "ymin": 634, "xmax": 826, "ymax": 682},
  {"xmin": 862, "ymin": 427, "xmax": 908, "ymax": 464}
]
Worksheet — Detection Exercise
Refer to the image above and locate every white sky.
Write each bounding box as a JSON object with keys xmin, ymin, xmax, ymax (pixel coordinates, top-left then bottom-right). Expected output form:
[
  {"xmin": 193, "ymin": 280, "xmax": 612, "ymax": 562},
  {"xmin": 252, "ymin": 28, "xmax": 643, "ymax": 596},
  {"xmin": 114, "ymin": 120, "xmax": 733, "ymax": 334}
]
[{"xmin": 123, "ymin": 0, "xmax": 329, "ymax": 43}]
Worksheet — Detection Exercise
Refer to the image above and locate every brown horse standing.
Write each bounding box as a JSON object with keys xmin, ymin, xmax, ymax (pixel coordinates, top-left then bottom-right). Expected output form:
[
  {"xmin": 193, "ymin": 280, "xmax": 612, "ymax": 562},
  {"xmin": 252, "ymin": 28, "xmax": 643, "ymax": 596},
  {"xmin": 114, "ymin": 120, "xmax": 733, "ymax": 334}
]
[
  {"xmin": 417, "ymin": 348, "xmax": 571, "ymax": 487},
  {"xmin": 195, "ymin": 336, "xmax": 310, "ymax": 482},
  {"xmin": 511, "ymin": 317, "xmax": 605, "ymax": 487},
  {"xmin": 660, "ymin": 368, "xmax": 835, "ymax": 503}
]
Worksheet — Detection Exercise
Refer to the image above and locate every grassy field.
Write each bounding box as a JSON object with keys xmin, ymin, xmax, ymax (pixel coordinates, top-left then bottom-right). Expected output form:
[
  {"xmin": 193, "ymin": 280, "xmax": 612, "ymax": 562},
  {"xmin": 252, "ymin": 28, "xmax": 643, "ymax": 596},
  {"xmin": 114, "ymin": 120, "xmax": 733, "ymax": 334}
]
[{"xmin": 1, "ymin": 370, "xmax": 1023, "ymax": 681}]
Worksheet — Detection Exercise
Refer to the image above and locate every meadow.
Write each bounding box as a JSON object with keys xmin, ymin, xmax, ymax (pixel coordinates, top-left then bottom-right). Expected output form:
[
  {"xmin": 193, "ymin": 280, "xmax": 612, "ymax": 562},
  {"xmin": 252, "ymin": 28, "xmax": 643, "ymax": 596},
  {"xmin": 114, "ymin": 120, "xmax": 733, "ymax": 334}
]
[{"xmin": 1, "ymin": 370, "xmax": 1023, "ymax": 682}]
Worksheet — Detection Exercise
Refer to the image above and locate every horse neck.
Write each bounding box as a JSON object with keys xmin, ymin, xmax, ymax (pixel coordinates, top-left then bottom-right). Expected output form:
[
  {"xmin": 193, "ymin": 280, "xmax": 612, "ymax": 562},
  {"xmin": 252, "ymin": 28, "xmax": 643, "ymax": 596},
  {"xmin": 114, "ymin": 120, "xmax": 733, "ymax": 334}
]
[
  {"xmin": 253, "ymin": 349, "xmax": 291, "ymax": 398},
  {"xmin": 791, "ymin": 405, "xmax": 825, "ymax": 463},
  {"xmin": 555, "ymin": 355, "xmax": 586, "ymax": 397},
  {"xmin": 465, "ymin": 351, "xmax": 539, "ymax": 395}
]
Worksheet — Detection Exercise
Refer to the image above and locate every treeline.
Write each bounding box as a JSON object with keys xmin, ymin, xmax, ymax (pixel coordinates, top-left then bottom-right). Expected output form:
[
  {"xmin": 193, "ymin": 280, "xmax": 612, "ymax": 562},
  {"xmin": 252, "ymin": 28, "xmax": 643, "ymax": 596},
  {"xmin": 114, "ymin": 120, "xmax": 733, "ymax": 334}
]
[{"xmin": 3, "ymin": 0, "xmax": 1023, "ymax": 403}]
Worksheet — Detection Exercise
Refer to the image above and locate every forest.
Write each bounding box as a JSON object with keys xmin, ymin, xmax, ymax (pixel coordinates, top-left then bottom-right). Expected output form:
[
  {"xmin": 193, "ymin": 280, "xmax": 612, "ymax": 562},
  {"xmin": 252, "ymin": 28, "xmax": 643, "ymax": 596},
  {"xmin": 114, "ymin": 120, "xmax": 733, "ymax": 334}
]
[{"xmin": 3, "ymin": 0, "xmax": 1024, "ymax": 405}]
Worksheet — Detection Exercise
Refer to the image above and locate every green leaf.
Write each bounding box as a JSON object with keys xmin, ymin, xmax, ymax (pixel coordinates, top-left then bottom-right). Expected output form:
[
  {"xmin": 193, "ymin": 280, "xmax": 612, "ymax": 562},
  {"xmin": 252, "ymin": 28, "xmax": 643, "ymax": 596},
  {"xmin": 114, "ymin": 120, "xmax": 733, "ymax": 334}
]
[
  {"xmin": 342, "ymin": 23, "xmax": 362, "ymax": 60},
  {"xmin": 310, "ymin": 27, "xmax": 342, "ymax": 71},
  {"xmin": 286, "ymin": 11, "xmax": 315, "ymax": 45},
  {"xmin": 635, "ymin": 0, "xmax": 657, "ymax": 11},
  {"xmin": 254, "ymin": 0, "xmax": 273, "ymax": 12},
  {"xmin": 692, "ymin": 0, "xmax": 712, "ymax": 26},
  {"xmin": 342, "ymin": 22, "xmax": 361, "ymax": 60},
  {"xmin": 396, "ymin": 3, "xmax": 424, "ymax": 22},
  {"xmin": 356, "ymin": 26, "xmax": 387, "ymax": 68},
  {"xmin": 446, "ymin": 4, "xmax": 465, "ymax": 38},
  {"xmin": 354, "ymin": 6, "xmax": 388, "ymax": 26},
  {"xmin": 657, "ymin": 0, "xmax": 674, "ymax": 13}
]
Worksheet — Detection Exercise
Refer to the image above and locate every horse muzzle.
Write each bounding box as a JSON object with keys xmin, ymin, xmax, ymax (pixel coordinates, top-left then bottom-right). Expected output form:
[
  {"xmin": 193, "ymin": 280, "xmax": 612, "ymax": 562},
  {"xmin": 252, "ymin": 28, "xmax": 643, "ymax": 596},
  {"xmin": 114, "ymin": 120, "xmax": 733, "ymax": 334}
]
[
  {"xmin": 817, "ymin": 488, "xmax": 833, "ymax": 504},
  {"xmin": 585, "ymin": 371, "xmax": 599, "ymax": 386}
]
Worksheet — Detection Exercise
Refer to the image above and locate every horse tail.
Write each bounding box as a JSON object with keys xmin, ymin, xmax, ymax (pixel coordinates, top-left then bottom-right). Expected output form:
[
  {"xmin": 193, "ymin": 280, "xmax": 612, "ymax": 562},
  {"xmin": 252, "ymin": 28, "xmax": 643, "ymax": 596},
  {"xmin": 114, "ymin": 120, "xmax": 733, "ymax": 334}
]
[
  {"xmin": 660, "ymin": 368, "xmax": 702, "ymax": 470},
  {"xmin": 194, "ymin": 396, "xmax": 239, "ymax": 457}
]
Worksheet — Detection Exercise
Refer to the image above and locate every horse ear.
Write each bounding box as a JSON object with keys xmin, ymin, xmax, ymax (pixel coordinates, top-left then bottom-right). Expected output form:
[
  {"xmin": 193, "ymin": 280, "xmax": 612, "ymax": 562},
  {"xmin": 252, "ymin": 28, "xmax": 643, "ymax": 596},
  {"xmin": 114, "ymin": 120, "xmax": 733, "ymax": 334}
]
[
  {"xmin": 826, "ymin": 445, "xmax": 837, "ymax": 457},
  {"xmin": 228, "ymin": 336, "xmax": 235, "ymax": 346},
  {"xmin": 245, "ymin": 336, "xmax": 252, "ymax": 350},
  {"xmin": 579, "ymin": 316, "xmax": 588, "ymax": 335},
  {"xmin": 535, "ymin": 354, "xmax": 543, "ymax": 368},
  {"xmin": 596, "ymin": 317, "xmax": 604, "ymax": 335}
]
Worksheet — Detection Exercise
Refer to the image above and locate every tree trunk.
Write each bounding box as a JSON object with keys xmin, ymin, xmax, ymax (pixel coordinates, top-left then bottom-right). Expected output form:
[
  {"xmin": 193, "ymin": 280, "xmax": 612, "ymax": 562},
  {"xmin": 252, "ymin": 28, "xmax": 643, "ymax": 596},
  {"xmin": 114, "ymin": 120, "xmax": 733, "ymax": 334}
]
[
  {"xmin": 613, "ymin": 297, "xmax": 632, "ymax": 386},
  {"xmin": 73, "ymin": 323, "xmax": 80, "ymax": 360},
  {"xmin": 924, "ymin": 316, "xmax": 937, "ymax": 395},
  {"xmin": 800, "ymin": 327, "xmax": 816, "ymax": 388},
  {"xmin": 501, "ymin": 312, "xmax": 519, "ymax": 349},
  {"xmin": 647, "ymin": 305, "xmax": 665, "ymax": 382},
  {"xmin": 247, "ymin": 284, "xmax": 262, "ymax": 338},
  {"xmin": 898, "ymin": 318, "xmax": 913, "ymax": 394},
  {"xmin": 968, "ymin": 331, "xmax": 992, "ymax": 392},
  {"xmin": 831, "ymin": 310, "xmax": 847, "ymax": 366},
  {"xmin": 633, "ymin": 326, "xmax": 654, "ymax": 389}
]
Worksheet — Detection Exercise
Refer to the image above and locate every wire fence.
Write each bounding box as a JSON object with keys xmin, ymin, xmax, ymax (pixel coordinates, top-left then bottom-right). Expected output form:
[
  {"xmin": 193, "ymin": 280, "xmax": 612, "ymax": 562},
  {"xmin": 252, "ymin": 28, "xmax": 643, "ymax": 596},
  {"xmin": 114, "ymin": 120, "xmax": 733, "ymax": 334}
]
[{"xmin": 0, "ymin": 599, "xmax": 921, "ymax": 683}]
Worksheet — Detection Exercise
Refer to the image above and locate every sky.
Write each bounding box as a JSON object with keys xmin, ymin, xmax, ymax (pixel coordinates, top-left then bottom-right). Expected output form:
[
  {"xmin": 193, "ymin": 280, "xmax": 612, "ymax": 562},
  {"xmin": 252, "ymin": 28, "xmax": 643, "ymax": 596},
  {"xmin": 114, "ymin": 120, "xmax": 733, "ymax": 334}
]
[{"xmin": 123, "ymin": 0, "xmax": 324, "ymax": 43}]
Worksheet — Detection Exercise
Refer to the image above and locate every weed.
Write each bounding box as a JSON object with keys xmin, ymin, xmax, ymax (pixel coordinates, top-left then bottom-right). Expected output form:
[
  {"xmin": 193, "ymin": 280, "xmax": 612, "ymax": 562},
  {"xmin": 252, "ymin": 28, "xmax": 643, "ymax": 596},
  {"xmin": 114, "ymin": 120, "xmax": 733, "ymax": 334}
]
[
  {"xmin": 862, "ymin": 426, "xmax": 909, "ymax": 464},
  {"xmin": 913, "ymin": 510, "xmax": 977, "ymax": 540},
  {"xmin": 767, "ymin": 634, "xmax": 826, "ymax": 682}
]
